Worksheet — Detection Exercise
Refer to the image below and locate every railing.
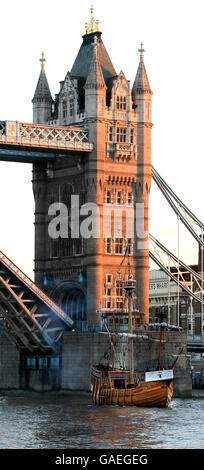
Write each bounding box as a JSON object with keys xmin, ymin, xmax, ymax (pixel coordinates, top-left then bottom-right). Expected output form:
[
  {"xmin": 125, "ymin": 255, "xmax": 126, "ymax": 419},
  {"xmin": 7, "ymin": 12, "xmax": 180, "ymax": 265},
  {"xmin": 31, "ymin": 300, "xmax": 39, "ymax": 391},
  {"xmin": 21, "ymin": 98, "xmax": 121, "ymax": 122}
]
[{"xmin": 0, "ymin": 120, "xmax": 93, "ymax": 152}]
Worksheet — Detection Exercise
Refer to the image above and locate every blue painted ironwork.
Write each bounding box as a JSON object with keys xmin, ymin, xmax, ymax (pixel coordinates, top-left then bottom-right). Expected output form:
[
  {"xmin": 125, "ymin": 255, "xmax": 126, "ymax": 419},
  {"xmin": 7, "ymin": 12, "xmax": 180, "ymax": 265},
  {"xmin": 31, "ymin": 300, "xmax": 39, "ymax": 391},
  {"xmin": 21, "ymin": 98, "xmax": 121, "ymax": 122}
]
[
  {"xmin": 0, "ymin": 148, "xmax": 55, "ymax": 162},
  {"xmin": 0, "ymin": 249, "xmax": 74, "ymax": 353}
]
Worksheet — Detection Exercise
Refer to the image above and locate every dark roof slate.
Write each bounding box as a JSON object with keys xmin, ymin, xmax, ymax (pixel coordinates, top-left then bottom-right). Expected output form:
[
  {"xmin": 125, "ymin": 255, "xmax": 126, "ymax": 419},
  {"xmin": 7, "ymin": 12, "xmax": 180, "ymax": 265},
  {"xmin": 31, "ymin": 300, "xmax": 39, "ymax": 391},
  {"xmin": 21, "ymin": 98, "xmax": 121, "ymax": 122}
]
[
  {"xmin": 32, "ymin": 69, "xmax": 53, "ymax": 102},
  {"xmin": 70, "ymin": 32, "xmax": 116, "ymax": 84}
]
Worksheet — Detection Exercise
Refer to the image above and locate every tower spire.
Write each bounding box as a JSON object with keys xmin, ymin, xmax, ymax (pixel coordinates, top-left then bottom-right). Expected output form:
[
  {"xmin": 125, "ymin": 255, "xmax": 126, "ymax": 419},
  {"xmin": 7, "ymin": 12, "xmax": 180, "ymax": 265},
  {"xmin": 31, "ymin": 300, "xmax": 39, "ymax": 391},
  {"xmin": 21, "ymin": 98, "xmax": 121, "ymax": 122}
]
[{"xmin": 132, "ymin": 42, "xmax": 152, "ymax": 94}]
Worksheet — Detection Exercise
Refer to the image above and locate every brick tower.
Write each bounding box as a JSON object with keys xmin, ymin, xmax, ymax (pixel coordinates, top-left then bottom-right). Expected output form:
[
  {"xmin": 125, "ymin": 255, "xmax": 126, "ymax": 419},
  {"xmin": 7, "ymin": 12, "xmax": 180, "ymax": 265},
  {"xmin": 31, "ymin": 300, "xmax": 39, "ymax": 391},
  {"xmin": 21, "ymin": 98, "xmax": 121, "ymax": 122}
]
[{"xmin": 32, "ymin": 7, "xmax": 153, "ymax": 329}]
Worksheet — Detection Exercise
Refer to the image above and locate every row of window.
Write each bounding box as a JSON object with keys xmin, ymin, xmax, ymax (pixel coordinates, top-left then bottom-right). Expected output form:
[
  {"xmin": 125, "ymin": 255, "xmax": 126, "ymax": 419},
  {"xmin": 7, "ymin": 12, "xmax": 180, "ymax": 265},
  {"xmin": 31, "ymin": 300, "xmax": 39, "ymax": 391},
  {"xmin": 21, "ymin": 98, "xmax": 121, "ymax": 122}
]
[
  {"xmin": 24, "ymin": 356, "xmax": 60, "ymax": 369},
  {"xmin": 105, "ymin": 280, "xmax": 123, "ymax": 297},
  {"xmin": 150, "ymin": 297, "xmax": 178, "ymax": 303},
  {"xmin": 61, "ymin": 93, "xmax": 128, "ymax": 118},
  {"xmin": 109, "ymin": 127, "xmax": 134, "ymax": 143},
  {"xmin": 106, "ymin": 191, "xmax": 133, "ymax": 205},
  {"xmin": 103, "ymin": 298, "xmax": 137, "ymax": 310},
  {"xmin": 106, "ymin": 238, "xmax": 132, "ymax": 255},
  {"xmin": 52, "ymin": 238, "xmax": 83, "ymax": 258}
]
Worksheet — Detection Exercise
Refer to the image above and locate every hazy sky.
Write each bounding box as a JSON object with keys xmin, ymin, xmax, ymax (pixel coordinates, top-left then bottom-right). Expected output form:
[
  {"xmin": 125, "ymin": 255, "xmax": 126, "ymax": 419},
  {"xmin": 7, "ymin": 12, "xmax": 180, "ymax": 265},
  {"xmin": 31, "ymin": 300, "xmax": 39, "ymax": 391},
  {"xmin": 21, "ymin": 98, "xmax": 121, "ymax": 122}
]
[{"xmin": 0, "ymin": 0, "xmax": 203, "ymax": 279}]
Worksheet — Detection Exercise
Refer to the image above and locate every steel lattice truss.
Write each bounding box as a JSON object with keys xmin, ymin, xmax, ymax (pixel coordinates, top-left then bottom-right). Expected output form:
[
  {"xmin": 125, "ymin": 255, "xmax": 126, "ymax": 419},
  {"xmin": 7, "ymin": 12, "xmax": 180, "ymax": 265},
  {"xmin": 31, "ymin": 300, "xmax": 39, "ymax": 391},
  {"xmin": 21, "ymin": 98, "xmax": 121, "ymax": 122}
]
[
  {"xmin": 0, "ymin": 251, "xmax": 73, "ymax": 353},
  {"xmin": 151, "ymin": 166, "xmax": 204, "ymax": 307},
  {"xmin": 149, "ymin": 234, "xmax": 204, "ymax": 306},
  {"xmin": 152, "ymin": 166, "xmax": 204, "ymax": 248}
]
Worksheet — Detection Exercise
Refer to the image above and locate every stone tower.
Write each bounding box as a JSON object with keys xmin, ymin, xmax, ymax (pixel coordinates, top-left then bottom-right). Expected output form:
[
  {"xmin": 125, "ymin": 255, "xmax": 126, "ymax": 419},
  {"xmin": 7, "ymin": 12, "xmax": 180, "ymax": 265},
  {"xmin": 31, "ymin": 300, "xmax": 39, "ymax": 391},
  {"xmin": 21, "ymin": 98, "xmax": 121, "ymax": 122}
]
[{"xmin": 32, "ymin": 7, "xmax": 153, "ymax": 329}]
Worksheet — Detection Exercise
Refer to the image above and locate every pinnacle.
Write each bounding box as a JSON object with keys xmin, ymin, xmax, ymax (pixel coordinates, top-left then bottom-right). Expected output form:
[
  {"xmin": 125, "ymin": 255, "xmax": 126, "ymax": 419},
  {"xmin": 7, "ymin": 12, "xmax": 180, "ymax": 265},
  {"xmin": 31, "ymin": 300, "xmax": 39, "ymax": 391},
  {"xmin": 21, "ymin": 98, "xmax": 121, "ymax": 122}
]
[
  {"xmin": 133, "ymin": 44, "xmax": 152, "ymax": 94},
  {"xmin": 84, "ymin": 39, "xmax": 107, "ymax": 90},
  {"xmin": 32, "ymin": 54, "xmax": 53, "ymax": 102}
]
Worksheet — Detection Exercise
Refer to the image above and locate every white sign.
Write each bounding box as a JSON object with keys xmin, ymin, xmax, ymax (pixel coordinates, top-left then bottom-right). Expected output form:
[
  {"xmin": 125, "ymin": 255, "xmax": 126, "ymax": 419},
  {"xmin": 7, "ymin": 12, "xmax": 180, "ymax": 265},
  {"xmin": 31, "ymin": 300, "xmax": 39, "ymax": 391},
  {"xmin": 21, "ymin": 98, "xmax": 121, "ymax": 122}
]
[{"xmin": 145, "ymin": 369, "xmax": 173, "ymax": 382}]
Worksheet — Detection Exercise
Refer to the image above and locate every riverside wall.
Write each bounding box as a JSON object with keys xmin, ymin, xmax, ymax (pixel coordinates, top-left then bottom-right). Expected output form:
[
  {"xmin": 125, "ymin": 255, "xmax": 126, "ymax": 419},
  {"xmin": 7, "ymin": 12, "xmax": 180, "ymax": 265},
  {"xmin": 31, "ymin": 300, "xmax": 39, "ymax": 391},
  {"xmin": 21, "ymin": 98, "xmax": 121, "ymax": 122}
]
[{"xmin": 0, "ymin": 330, "xmax": 192, "ymax": 397}]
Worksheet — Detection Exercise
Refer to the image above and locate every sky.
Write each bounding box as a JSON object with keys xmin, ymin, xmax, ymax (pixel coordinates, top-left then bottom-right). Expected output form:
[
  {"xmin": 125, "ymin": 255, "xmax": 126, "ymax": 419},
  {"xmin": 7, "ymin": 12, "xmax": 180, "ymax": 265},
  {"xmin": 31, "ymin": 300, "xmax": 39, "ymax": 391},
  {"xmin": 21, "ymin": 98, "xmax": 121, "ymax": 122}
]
[{"xmin": 0, "ymin": 0, "xmax": 203, "ymax": 280}]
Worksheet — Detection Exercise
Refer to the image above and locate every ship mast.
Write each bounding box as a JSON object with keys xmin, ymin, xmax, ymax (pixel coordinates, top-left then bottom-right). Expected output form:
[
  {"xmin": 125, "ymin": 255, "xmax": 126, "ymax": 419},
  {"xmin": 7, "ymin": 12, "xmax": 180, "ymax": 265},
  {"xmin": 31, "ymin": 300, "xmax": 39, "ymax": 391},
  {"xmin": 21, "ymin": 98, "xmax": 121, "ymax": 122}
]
[{"xmin": 123, "ymin": 255, "xmax": 136, "ymax": 384}]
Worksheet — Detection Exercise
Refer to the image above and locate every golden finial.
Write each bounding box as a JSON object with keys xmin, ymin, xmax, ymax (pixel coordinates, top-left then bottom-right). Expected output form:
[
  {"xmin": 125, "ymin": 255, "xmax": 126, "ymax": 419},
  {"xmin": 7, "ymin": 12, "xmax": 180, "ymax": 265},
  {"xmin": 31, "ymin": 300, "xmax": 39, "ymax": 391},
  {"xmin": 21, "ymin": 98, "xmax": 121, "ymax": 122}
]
[
  {"xmin": 40, "ymin": 51, "xmax": 46, "ymax": 72},
  {"xmin": 90, "ymin": 5, "xmax": 94, "ymax": 32},
  {"xmin": 85, "ymin": 5, "xmax": 100, "ymax": 35}
]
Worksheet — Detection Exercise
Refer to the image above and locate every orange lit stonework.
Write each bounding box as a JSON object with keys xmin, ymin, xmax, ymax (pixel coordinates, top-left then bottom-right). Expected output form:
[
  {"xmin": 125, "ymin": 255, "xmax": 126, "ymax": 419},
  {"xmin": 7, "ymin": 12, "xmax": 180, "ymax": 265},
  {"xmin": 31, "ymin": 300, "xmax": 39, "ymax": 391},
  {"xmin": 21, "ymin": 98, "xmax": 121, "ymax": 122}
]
[{"xmin": 32, "ymin": 21, "xmax": 153, "ymax": 329}]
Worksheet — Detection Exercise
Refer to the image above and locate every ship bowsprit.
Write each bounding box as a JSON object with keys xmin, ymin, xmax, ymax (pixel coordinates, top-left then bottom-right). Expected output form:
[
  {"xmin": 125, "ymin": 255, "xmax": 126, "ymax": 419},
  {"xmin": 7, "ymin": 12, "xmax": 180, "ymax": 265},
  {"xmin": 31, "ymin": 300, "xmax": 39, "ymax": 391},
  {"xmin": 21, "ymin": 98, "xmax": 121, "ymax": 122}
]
[{"xmin": 0, "ymin": 250, "xmax": 74, "ymax": 354}]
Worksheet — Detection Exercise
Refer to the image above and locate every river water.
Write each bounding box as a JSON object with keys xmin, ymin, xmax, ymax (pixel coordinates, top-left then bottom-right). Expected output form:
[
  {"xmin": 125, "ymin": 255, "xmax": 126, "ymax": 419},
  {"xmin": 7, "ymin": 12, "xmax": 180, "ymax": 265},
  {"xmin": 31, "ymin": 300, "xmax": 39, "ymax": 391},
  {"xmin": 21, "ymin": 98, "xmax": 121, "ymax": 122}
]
[{"xmin": 0, "ymin": 391, "xmax": 203, "ymax": 449}]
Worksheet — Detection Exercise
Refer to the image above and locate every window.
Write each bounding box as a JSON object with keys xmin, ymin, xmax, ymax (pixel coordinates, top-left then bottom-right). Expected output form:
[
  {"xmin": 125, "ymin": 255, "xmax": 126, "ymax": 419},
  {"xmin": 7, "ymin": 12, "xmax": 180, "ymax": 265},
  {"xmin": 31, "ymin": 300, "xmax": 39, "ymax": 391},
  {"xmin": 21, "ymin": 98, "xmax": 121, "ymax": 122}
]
[
  {"xmin": 70, "ymin": 99, "xmax": 74, "ymax": 117},
  {"xmin": 127, "ymin": 192, "xmax": 133, "ymax": 205},
  {"xmin": 116, "ymin": 128, "xmax": 126, "ymax": 143},
  {"xmin": 127, "ymin": 239, "xmax": 132, "ymax": 255},
  {"xmin": 107, "ymin": 287, "xmax": 112, "ymax": 296},
  {"xmin": 130, "ymin": 129, "xmax": 134, "ymax": 144},
  {"xmin": 115, "ymin": 238, "xmax": 123, "ymax": 254},
  {"xmin": 116, "ymin": 280, "xmax": 123, "ymax": 297},
  {"xmin": 114, "ymin": 379, "xmax": 125, "ymax": 389},
  {"xmin": 60, "ymin": 238, "xmax": 73, "ymax": 257},
  {"xmin": 116, "ymin": 96, "xmax": 126, "ymax": 110},
  {"xmin": 106, "ymin": 238, "xmax": 112, "ymax": 254},
  {"xmin": 116, "ymin": 300, "xmax": 123, "ymax": 309},
  {"xmin": 117, "ymin": 191, "xmax": 123, "ymax": 205},
  {"xmin": 109, "ymin": 126, "xmax": 113, "ymax": 141},
  {"xmin": 106, "ymin": 274, "xmax": 113, "ymax": 283},
  {"xmin": 106, "ymin": 190, "xmax": 112, "ymax": 204},
  {"xmin": 62, "ymin": 101, "xmax": 67, "ymax": 118},
  {"xmin": 75, "ymin": 237, "xmax": 83, "ymax": 255}
]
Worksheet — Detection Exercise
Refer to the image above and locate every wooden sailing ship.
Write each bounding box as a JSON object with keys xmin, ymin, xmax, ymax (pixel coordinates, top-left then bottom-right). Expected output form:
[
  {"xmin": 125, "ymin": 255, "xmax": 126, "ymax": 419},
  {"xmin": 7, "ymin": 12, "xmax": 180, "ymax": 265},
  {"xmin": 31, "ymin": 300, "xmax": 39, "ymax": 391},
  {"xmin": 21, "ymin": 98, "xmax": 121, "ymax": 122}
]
[{"xmin": 91, "ymin": 260, "xmax": 176, "ymax": 407}]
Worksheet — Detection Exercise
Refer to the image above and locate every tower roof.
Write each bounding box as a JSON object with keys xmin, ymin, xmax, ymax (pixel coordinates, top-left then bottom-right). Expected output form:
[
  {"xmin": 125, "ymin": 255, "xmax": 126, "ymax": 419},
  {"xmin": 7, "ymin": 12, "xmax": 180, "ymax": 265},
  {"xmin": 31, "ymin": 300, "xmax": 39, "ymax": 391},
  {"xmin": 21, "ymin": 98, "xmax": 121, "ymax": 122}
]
[
  {"xmin": 132, "ymin": 43, "xmax": 152, "ymax": 94},
  {"xmin": 70, "ymin": 32, "xmax": 116, "ymax": 84},
  {"xmin": 32, "ymin": 53, "xmax": 53, "ymax": 102},
  {"xmin": 84, "ymin": 37, "xmax": 107, "ymax": 90}
]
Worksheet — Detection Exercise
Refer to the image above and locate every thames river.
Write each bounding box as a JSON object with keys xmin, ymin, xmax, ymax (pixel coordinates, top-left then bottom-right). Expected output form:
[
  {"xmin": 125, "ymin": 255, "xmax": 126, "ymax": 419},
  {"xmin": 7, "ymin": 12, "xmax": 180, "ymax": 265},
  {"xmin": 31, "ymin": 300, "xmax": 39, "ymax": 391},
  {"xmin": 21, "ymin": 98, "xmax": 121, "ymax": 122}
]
[{"xmin": 0, "ymin": 391, "xmax": 203, "ymax": 449}]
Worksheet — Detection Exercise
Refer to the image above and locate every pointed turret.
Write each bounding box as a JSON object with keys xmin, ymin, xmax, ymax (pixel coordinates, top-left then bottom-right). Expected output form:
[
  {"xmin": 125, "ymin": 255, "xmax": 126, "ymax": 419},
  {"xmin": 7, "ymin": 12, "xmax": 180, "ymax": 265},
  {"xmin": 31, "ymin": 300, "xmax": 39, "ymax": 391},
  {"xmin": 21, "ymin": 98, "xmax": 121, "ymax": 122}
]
[
  {"xmin": 132, "ymin": 43, "xmax": 152, "ymax": 97},
  {"xmin": 84, "ymin": 36, "xmax": 106, "ymax": 90},
  {"xmin": 32, "ymin": 52, "xmax": 53, "ymax": 124},
  {"xmin": 84, "ymin": 36, "xmax": 107, "ymax": 117}
]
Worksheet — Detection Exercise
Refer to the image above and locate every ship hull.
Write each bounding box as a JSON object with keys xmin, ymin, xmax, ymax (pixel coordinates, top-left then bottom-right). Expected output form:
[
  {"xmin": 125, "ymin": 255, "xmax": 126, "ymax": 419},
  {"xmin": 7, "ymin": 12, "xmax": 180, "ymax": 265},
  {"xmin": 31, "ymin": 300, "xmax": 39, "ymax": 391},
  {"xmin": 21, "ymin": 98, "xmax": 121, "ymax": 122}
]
[{"xmin": 91, "ymin": 366, "xmax": 174, "ymax": 407}]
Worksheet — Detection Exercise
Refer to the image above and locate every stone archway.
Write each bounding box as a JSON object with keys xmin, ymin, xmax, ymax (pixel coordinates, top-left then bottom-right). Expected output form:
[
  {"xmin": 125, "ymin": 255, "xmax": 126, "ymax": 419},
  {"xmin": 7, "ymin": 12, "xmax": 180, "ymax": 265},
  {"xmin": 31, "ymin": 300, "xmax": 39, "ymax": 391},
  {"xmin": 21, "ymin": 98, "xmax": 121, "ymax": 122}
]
[{"xmin": 51, "ymin": 282, "xmax": 87, "ymax": 331}]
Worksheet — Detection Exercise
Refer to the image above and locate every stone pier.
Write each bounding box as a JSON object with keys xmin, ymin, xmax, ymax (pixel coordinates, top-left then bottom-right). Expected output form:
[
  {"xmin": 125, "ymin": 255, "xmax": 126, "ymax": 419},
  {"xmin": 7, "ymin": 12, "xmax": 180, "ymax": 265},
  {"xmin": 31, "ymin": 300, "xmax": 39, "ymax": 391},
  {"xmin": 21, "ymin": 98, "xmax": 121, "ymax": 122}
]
[{"xmin": 0, "ymin": 330, "xmax": 191, "ymax": 397}]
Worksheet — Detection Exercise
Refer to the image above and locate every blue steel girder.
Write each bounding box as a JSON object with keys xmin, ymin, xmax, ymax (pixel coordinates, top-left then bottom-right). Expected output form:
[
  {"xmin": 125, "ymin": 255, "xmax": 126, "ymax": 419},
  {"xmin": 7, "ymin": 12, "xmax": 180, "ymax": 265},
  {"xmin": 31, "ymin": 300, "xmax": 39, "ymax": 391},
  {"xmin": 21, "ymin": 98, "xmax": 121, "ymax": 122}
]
[
  {"xmin": 0, "ymin": 250, "xmax": 73, "ymax": 353},
  {"xmin": 0, "ymin": 147, "xmax": 55, "ymax": 163}
]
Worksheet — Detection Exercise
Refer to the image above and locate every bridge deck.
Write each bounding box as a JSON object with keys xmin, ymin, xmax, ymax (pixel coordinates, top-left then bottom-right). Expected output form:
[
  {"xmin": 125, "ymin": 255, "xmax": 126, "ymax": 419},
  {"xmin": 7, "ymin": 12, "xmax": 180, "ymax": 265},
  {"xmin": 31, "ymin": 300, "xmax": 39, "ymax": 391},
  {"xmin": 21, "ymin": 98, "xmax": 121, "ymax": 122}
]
[{"xmin": 0, "ymin": 120, "xmax": 93, "ymax": 159}]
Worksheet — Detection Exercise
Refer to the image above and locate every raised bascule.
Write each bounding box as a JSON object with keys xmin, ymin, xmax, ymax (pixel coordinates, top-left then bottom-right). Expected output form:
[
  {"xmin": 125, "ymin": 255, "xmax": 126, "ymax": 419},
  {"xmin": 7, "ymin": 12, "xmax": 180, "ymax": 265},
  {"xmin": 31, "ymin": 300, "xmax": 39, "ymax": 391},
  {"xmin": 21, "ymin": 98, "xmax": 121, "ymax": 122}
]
[{"xmin": 0, "ymin": 7, "xmax": 203, "ymax": 393}]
